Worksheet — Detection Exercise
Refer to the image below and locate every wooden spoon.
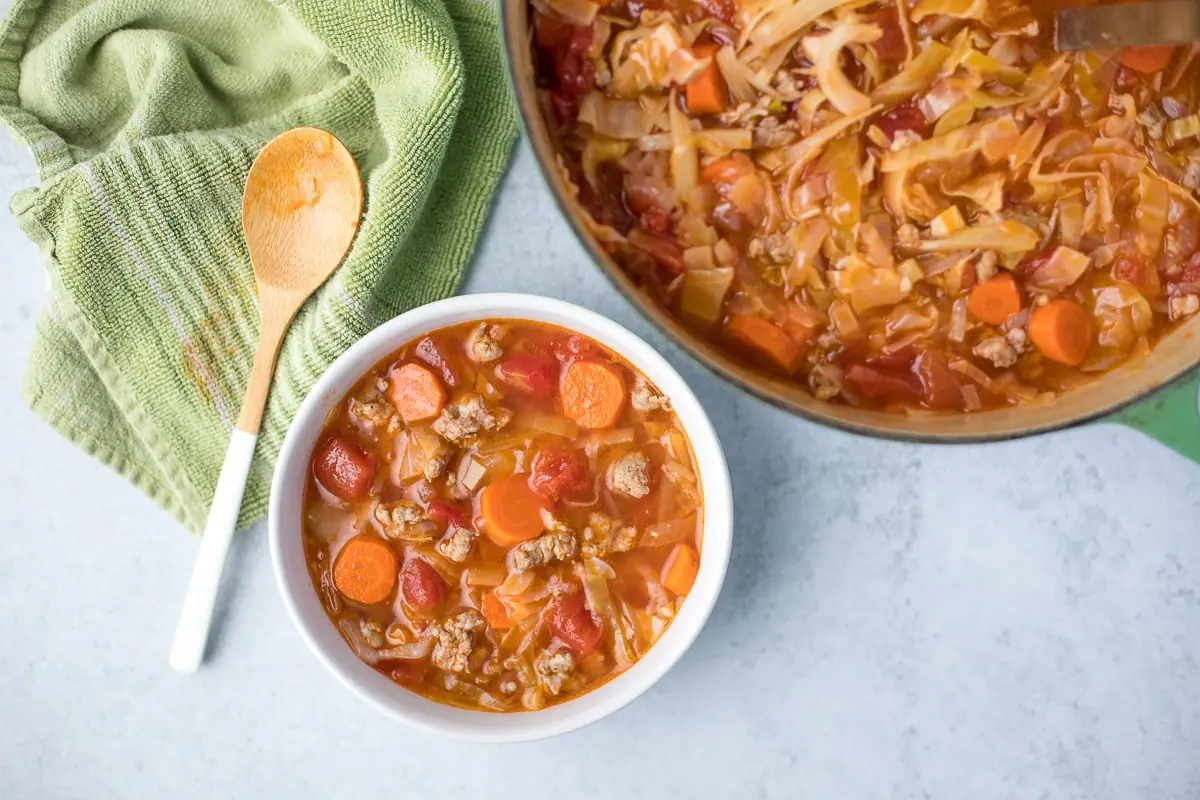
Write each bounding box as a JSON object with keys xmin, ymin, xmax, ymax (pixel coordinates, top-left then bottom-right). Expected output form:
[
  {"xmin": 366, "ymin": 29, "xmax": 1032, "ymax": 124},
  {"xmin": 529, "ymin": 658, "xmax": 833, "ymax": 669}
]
[{"xmin": 169, "ymin": 127, "xmax": 363, "ymax": 673}]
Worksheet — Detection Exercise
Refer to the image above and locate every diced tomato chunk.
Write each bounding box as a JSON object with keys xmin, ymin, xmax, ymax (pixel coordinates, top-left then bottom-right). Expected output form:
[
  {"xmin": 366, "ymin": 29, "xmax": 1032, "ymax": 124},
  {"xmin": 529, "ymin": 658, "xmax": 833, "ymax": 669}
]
[
  {"xmin": 640, "ymin": 205, "xmax": 672, "ymax": 234},
  {"xmin": 845, "ymin": 364, "xmax": 922, "ymax": 404},
  {"xmin": 535, "ymin": 15, "xmax": 570, "ymax": 49},
  {"xmin": 1114, "ymin": 252, "xmax": 1162, "ymax": 295},
  {"xmin": 545, "ymin": 591, "xmax": 604, "ymax": 658},
  {"xmin": 378, "ymin": 658, "xmax": 427, "ymax": 687},
  {"xmin": 629, "ymin": 229, "xmax": 686, "ymax": 277},
  {"xmin": 497, "ymin": 353, "xmax": 559, "ymax": 397},
  {"xmin": 866, "ymin": 7, "xmax": 907, "ymax": 62},
  {"xmin": 914, "ymin": 351, "xmax": 964, "ymax": 411},
  {"xmin": 693, "ymin": 0, "xmax": 735, "ymax": 24},
  {"xmin": 865, "ymin": 347, "xmax": 918, "ymax": 372},
  {"xmin": 414, "ymin": 335, "xmax": 463, "ymax": 389},
  {"xmin": 554, "ymin": 51, "xmax": 595, "ymax": 97},
  {"xmin": 529, "ymin": 447, "xmax": 586, "ymax": 501},
  {"xmin": 1171, "ymin": 263, "xmax": 1200, "ymax": 295},
  {"xmin": 313, "ymin": 436, "xmax": 375, "ymax": 501},
  {"xmin": 426, "ymin": 500, "xmax": 465, "ymax": 527},
  {"xmin": 876, "ymin": 102, "xmax": 928, "ymax": 141},
  {"xmin": 549, "ymin": 92, "xmax": 579, "ymax": 126},
  {"xmin": 401, "ymin": 558, "xmax": 444, "ymax": 613}
]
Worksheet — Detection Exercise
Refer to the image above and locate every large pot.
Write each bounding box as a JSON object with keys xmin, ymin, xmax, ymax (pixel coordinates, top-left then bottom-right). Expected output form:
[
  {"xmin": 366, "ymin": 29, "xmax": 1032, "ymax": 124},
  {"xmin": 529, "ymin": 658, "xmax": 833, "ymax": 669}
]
[{"xmin": 498, "ymin": 1, "xmax": 1200, "ymax": 461}]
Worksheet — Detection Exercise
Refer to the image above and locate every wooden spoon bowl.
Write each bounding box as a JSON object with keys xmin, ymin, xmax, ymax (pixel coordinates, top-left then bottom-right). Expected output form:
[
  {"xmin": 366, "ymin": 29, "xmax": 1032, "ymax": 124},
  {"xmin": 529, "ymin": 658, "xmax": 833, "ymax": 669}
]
[{"xmin": 170, "ymin": 127, "xmax": 362, "ymax": 673}]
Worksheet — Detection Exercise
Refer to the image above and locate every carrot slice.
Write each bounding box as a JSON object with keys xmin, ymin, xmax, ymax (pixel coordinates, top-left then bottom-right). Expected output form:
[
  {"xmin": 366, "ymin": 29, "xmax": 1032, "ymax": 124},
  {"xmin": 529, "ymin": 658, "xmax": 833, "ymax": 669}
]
[
  {"xmin": 480, "ymin": 474, "xmax": 547, "ymax": 547},
  {"xmin": 1120, "ymin": 46, "xmax": 1176, "ymax": 75},
  {"xmin": 389, "ymin": 363, "xmax": 447, "ymax": 423},
  {"xmin": 661, "ymin": 543, "xmax": 700, "ymax": 597},
  {"xmin": 1029, "ymin": 299, "xmax": 1092, "ymax": 366},
  {"xmin": 968, "ymin": 274, "xmax": 1022, "ymax": 325},
  {"xmin": 726, "ymin": 315, "xmax": 803, "ymax": 373},
  {"xmin": 333, "ymin": 536, "xmax": 398, "ymax": 605},
  {"xmin": 685, "ymin": 43, "xmax": 728, "ymax": 115},
  {"xmin": 560, "ymin": 360, "xmax": 627, "ymax": 429},
  {"xmin": 480, "ymin": 591, "xmax": 513, "ymax": 630}
]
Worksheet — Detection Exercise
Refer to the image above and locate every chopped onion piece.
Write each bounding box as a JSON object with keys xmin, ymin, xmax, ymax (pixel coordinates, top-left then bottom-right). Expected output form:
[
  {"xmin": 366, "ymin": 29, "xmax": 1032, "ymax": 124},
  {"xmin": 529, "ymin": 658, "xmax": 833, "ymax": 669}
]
[
  {"xmin": 930, "ymin": 206, "xmax": 966, "ymax": 238},
  {"xmin": 950, "ymin": 358, "xmax": 994, "ymax": 389},
  {"xmin": 465, "ymin": 564, "xmax": 508, "ymax": 587},
  {"xmin": 1168, "ymin": 113, "xmax": 1200, "ymax": 143},
  {"xmin": 829, "ymin": 298, "xmax": 861, "ymax": 338},
  {"xmin": 679, "ymin": 268, "xmax": 735, "ymax": 326},
  {"xmin": 960, "ymin": 383, "xmax": 982, "ymax": 411}
]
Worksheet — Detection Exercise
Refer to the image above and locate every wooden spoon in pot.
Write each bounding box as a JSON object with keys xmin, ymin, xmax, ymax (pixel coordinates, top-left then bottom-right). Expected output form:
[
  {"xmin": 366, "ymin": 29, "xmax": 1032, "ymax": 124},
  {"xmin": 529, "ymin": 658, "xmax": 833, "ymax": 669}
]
[{"xmin": 169, "ymin": 127, "xmax": 363, "ymax": 673}]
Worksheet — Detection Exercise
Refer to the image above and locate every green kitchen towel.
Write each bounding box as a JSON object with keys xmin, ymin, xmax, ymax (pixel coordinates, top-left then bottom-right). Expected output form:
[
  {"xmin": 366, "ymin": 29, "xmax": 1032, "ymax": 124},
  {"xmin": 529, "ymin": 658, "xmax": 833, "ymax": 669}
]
[{"xmin": 0, "ymin": 0, "xmax": 516, "ymax": 532}]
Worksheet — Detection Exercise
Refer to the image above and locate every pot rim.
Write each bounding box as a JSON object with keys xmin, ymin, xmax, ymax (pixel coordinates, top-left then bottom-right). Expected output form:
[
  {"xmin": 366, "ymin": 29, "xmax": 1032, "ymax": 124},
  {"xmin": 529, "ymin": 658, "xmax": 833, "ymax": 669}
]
[{"xmin": 498, "ymin": 0, "xmax": 1200, "ymax": 444}]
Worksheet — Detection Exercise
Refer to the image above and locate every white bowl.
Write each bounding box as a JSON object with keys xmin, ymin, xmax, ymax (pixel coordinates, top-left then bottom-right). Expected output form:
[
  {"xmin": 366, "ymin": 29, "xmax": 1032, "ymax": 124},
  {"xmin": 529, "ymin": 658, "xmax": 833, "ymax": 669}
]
[{"xmin": 269, "ymin": 293, "xmax": 733, "ymax": 742}]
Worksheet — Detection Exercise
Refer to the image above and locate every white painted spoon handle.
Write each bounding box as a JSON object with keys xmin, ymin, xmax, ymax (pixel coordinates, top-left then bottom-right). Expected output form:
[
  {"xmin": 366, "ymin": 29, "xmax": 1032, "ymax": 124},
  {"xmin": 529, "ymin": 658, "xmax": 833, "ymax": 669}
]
[{"xmin": 169, "ymin": 429, "xmax": 258, "ymax": 673}]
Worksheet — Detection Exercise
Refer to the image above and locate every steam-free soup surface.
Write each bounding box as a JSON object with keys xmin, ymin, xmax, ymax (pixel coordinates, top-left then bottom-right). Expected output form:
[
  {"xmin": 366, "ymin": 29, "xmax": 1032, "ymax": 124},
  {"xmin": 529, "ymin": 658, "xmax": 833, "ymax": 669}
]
[
  {"xmin": 303, "ymin": 320, "xmax": 702, "ymax": 711},
  {"xmin": 532, "ymin": 0, "xmax": 1200, "ymax": 412}
]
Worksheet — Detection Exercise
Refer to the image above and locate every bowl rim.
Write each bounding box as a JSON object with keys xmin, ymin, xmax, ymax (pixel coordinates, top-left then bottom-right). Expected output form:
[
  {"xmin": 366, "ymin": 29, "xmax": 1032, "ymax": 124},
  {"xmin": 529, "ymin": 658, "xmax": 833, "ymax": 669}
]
[
  {"xmin": 497, "ymin": 0, "xmax": 1200, "ymax": 444},
  {"xmin": 268, "ymin": 292, "xmax": 734, "ymax": 742}
]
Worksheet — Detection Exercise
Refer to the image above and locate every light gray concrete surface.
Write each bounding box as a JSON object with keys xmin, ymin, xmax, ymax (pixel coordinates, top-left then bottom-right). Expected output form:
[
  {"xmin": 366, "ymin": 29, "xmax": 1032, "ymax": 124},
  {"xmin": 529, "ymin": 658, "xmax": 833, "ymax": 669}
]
[{"xmin": 3, "ymin": 85, "xmax": 1200, "ymax": 800}]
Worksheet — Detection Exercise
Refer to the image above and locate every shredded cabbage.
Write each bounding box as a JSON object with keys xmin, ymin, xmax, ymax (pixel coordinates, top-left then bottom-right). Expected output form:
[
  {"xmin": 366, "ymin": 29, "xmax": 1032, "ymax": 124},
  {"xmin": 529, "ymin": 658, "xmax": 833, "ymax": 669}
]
[
  {"xmin": 578, "ymin": 93, "xmax": 659, "ymax": 139},
  {"xmin": 668, "ymin": 91, "xmax": 700, "ymax": 205},
  {"xmin": 1137, "ymin": 173, "xmax": 1169, "ymax": 261},
  {"xmin": 679, "ymin": 268, "xmax": 734, "ymax": 325},
  {"xmin": 833, "ymin": 257, "xmax": 908, "ymax": 313},
  {"xmin": 960, "ymin": 49, "xmax": 1026, "ymax": 86},
  {"xmin": 746, "ymin": 0, "xmax": 858, "ymax": 57},
  {"xmin": 917, "ymin": 221, "xmax": 1041, "ymax": 254},
  {"xmin": 941, "ymin": 172, "xmax": 1005, "ymax": 213},
  {"xmin": 1027, "ymin": 246, "xmax": 1090, "ymax": 291},
  {"xmin": 881, "ymin": 117, "xmax": 1019, "ymax": 173},
  {"xmin": 715, "ymin": 45, "xmax": 759, "ymax": 105},
  {"xmin": 803, "ymin": 23, "xmax": 881, "ymax": 116},
  {"xmin": 871, "ymin": 42, "xmax": 951, "ymax": 106},
  {"xmin": 911, "ymin": 0, "xmax": 990, "ymax": 23},
  {"xmin": 780, "ymin": 105, "xmax": 879, "ymax": 220}
]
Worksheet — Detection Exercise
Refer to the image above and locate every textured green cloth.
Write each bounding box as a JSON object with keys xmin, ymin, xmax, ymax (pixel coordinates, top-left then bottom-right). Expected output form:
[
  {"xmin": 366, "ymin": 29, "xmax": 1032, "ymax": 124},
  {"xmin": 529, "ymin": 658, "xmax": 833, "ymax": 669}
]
[{"xmin": 0, "ymin": 0, "xmax": 516, "ymax": 531}]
